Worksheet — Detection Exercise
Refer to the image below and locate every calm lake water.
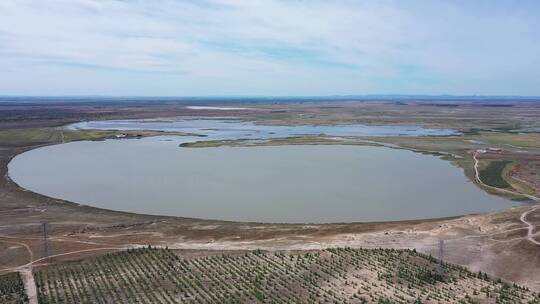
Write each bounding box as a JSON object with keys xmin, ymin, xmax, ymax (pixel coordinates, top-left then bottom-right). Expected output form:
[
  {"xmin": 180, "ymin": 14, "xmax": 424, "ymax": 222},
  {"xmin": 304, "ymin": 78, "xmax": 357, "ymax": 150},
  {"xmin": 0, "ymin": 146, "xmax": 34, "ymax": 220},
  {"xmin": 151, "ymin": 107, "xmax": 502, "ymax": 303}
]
[
  {"xmin": 9, "ymin": 133, "xmax": 515, "ymax": 223},
  {"xmin": 70, "ymin": 119, "xmax": 460, "ymax": 139}
]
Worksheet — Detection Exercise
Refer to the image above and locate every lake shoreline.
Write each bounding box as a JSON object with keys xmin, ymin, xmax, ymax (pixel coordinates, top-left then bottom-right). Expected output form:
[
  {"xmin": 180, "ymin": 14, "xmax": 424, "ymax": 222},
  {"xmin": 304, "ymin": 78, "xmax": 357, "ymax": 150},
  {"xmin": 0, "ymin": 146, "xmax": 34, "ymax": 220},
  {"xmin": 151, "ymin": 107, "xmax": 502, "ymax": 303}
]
[{"xmin": 8, "ymin": 119, "xmax": 517, "ymax": 223}]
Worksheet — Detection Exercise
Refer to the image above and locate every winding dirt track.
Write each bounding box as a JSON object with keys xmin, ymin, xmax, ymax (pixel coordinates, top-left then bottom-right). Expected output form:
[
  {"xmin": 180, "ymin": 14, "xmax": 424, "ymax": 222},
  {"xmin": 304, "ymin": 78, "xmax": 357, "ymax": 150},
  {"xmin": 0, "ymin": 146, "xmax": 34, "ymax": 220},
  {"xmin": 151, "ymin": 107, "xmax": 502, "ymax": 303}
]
[
  {"xmin": 520, "ymin": 206, "xmax": 540, "ymax": 246},
  {"xmin": 473, "ymin": 151, "xmax": 540, "ymax": 202},
  {"xmin": 0, "ymin": 236, "xmax": 125, "ymax": 303},
  {"xmin": 0, "ymin": 247, "xmax": 126, "ymax": 273},
  {"xmin": 1, "ymin": 247, "xmax": 127, "ymax": 303},
  {"xmin": 0, "ymin": 237, "xmax": 34, "ymax": 264},
  {"xmin": 474, "ymin": 151, "xmax": 540, "ymax": 246}
]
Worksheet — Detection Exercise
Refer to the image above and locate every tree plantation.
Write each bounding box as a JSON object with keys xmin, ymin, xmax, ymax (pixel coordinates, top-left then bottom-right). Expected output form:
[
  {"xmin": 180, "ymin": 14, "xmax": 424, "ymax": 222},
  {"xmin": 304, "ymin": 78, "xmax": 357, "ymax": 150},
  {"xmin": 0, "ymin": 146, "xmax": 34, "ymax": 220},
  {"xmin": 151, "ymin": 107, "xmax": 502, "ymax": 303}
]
[{"xmin": 22, "ymin": 247, "xmax": 540, "ymax": 303}]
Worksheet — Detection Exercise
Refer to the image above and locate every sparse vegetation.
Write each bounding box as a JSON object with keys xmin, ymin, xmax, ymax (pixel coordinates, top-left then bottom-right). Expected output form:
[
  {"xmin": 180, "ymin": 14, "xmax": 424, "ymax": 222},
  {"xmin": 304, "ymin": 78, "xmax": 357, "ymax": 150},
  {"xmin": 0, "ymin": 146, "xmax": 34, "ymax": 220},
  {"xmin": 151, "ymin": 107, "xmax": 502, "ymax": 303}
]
[
  {"xmin": 476, "ymin": 132, "xmax": 540, "ymax": 149},
  {"xmin": 0, "ymin": 128, "xmax": 66, "ymax": 143},
  {"xmin": 0, "ymin": 128, "xmax": 116, "ymax": 144},
  {"xmin": 179, "ymin": 139, "xmax": 244, "ymax": 148},
  {"xmin": 179, "ymin": 136, "xmax": 348, "ymax": 148},
  {"xmin": 33, "ymin": 247, "xmax": 539, "ymax": 303},
  {"xmin": 0, "ymin": 127, "xmax": 190, "ymax": 145}
]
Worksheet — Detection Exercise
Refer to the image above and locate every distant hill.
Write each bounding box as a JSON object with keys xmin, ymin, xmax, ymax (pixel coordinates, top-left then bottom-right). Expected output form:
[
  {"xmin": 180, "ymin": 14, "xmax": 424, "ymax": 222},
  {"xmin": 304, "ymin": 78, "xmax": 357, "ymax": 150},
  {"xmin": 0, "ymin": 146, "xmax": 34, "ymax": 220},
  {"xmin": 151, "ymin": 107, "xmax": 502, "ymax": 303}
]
[{"xmin": 1, "ymin": 95, "xmax": 540, "ymax": 104}]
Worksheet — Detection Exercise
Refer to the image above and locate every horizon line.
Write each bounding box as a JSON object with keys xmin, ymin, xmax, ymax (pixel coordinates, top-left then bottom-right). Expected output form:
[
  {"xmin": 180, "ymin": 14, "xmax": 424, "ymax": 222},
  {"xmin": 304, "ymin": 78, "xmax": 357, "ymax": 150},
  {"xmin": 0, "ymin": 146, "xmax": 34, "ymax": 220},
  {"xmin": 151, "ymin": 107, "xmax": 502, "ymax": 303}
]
[{"xmin": 1, "ymin": 94, "xmax": 540, "ymax": 99}]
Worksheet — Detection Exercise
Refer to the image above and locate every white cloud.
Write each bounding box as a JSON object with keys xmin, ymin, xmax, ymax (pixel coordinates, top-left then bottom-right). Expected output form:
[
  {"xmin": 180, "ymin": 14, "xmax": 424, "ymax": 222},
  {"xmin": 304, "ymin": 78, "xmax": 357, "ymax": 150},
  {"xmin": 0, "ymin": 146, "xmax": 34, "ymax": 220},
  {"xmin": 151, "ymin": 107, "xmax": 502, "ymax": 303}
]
[{"xmin": 0, "ymin": 0, "xmax": 539, "ymax": 95}]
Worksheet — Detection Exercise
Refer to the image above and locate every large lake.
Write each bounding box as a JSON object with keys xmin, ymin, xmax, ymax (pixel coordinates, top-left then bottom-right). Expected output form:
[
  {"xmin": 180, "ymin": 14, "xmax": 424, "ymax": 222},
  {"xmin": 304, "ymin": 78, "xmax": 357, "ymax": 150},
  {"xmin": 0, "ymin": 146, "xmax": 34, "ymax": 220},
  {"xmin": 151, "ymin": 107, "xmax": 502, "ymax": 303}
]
[{"xmin": 8, "ymin": 119, "xmax": 515, "ymax": 223}]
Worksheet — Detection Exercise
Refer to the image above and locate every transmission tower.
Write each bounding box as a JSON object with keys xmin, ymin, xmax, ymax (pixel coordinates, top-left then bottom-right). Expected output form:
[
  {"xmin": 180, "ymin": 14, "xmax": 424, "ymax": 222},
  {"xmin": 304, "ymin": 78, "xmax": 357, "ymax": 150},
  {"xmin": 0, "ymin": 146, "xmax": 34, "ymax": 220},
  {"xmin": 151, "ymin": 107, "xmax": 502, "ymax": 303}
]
[
  {"xmin": 436, "ymin": 239, "xmax": 444, "ymax": 276},
  {"xmin": 42, "ymin": 222, "xmax": 49, "ymax": 258}
]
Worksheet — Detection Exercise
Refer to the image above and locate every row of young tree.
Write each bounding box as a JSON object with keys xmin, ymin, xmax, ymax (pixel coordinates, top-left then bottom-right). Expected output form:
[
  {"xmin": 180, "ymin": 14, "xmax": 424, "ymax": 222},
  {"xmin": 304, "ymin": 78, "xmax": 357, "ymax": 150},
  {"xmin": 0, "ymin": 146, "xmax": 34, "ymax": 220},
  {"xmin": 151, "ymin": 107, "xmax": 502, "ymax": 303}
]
[
  {"xmin": 0, "ymin": 272, "xmax": 28, "ymax": 304},
  {"xmin": 32, "ymin": 246, "xmax": 540, "ymax": 304}
]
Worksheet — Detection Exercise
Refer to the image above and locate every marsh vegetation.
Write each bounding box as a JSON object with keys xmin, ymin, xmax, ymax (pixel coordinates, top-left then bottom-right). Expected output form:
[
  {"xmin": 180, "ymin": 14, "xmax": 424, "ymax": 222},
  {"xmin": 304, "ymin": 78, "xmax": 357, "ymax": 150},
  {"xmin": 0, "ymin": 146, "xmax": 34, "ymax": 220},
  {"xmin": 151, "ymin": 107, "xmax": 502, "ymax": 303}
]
[{"xmin": 479, "ymin": 161, "xmax": 513, "ymax": 189}]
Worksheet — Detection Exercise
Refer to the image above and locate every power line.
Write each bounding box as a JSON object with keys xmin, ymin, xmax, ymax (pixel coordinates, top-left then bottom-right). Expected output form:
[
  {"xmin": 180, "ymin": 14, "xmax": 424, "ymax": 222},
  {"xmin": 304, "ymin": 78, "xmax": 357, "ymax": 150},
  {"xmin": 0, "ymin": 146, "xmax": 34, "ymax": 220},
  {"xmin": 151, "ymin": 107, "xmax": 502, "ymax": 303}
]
[{"xmin": 42, "ymin": 222, "xmax": 49, "ymax": 258}]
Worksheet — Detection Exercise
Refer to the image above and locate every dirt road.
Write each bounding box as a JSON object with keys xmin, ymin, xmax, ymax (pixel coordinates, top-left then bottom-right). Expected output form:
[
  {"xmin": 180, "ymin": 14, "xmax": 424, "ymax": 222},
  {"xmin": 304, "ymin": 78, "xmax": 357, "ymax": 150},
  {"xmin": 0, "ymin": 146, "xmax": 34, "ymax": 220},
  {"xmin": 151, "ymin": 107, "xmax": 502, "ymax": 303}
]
[
  {"xmin": 520, "ymin": 206, "xmax": 540, "ymax": 246},
  {"xmin": 473, "ymin": 150, "xmax": 540, "ymax": 202},
  {"xmin": 474, "ymin": 150, "xmax": 540, "ymax": 247},
  {"xmin": 19, "ymin": 268, "xmax": 37, "ymax": 304}
]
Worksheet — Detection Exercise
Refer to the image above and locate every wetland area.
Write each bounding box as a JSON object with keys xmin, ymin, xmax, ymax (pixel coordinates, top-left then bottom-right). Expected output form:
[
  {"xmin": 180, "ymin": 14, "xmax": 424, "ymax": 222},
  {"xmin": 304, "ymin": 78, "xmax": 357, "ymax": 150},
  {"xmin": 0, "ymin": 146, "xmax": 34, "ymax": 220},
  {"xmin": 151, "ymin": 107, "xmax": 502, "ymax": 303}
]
[{"xmin": 9, "ymin": 119, "xmax": 514, "ymax": 223}]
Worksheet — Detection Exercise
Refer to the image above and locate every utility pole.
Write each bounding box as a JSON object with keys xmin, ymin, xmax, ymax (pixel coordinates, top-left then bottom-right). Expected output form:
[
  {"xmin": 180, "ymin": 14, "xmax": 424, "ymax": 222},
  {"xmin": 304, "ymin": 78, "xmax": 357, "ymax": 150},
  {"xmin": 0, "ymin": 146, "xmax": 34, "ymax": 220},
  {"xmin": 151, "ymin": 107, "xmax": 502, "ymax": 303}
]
[{"xmin": 42, "ymin": 222, "xmax": 49, "ymax": 258}]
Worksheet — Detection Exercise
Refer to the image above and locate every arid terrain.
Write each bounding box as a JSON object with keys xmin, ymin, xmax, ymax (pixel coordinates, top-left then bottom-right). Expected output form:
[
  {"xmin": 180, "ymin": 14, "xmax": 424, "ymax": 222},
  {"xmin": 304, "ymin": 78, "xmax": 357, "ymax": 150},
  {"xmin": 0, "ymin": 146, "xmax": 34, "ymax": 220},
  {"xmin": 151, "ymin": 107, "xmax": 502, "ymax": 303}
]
[{"xmin": 1, "ymin": 99, "xmax": 540, "ymax": 303}]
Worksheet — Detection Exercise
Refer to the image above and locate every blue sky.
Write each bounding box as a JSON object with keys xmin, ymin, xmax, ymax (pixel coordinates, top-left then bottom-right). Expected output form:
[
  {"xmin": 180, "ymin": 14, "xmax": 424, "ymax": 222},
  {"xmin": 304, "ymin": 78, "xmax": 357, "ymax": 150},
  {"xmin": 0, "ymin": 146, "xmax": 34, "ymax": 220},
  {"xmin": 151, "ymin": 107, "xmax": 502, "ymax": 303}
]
[{"xmin": 1, "ymin": 0, "xmax": 539, "ymax": 96}]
